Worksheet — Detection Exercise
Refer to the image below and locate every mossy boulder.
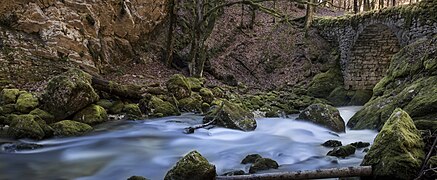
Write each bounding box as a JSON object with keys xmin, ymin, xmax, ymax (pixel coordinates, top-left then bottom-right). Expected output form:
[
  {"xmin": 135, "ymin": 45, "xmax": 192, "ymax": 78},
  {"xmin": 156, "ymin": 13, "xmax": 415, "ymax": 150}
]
[
  {"xmin": 73, "ymin": 104, "xmax": 108, "ymax": 125},
  {"xmin": 321, "ymin": 140, "xmax": 342, "ymax": 147},
  {"xmin": 298, "ymin": 103, "xmax": 345, "ymax": 132},
  {"xmin": 109, "ymin": 101, "xmax": 125, "ymax": 114},
  {"xmin": 127, "ymin": 176, "xmax": 149, "ymax": 180},
  {"xmin": 0, "ymin": 89, "xmax": 20, "ymax": 105},
  {"xmin": 199, "ymin": 88, "xmax": 214, "ymax": 104},
  {"xmin": 30, "ymin": 108, "xmax": 55, "ymax": 123},
  {"xmin": 249, "ymin": 158, "xmax": 279, "ymax": 173},
  {"xmin": 164, "ymin": 150, "xmax": 216, "ymax": 180},
  {"xmin": 96, "ymin": 99, "xmax": 114, "ymax": 110},
  {"xmin": 51, "ymin": 120, "xmax": 93, "ymax": 137},
  {"xmin": 186, "ymin": 77, "xmax": 203, "ymax": 91},
  {"xmin": 211, "ymin": 87, "xmax": 224, "ymax": 98},
  {"xmin": 123, "ymin": 104, "xmax": 142, "ymax": 120},
  {"xmin": 349, "ymin": 141, "xmax": 370, "ymax": 149},
  {"xmin": 15, "ymin": 92, "xmax": 39, "ymax": 113},
  {"xmin": 7, "ymin": 114, "xmax": 45, "ymax": 139},
  {"xmin": 327, "ymin": 87, "xmax": 351, "ymax": 106},
  {"xmin": 203, "ymin": 100, "xmax": 257, "ymax": 131},
  {"xmin": 308, "ymin": 68, "xmax": 343, "ymax": 98},
  {"xmin": 178, "ymin": 93, "xmax": 203, "ymax": 113},
  {"xmin": 0, "ymin": 104, "xmax": 16, "ymax": 115},
  {"xmin": 414, "ymin": 120, "xmax": 437, "ymax": 131},
  {"xmin": 241, "ymin": 154, "xmax": 263, "ymax": 164},
  {"xmin": 41, "ymin": 68, "xmax": 99, "ymax": 121},
  {"xmin": 326, "ymin": 145, "xmax": 356, "ymax": 158},
  {"xmin": 361, "ymin": 109, "xmax": 425, "ymax": 180},
  {"xmin": 148, "ymin": 96, "xmax": 180, "ymax": 117},
  {"xmin": 166, "ymin": 74, "xmax": 192, "ymax": 100},
  {"xmin": 349, "ymin": 90, "xmax": 372, "ymax": 105}
]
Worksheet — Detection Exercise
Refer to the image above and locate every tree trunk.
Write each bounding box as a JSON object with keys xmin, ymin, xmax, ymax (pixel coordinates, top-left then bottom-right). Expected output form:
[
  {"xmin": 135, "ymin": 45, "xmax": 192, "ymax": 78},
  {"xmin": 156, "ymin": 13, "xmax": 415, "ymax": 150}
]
[
  {"xmin": 165, "ymin": 0, "xmax": 176, "ymax": 67},
  {"xmin": 216, "ymin": 166, "xmax": 373, "ymax": 180},
  {"xmin": 353, "ymin": 0, "xmax": 359, "ymax": 13},
  {"xmin": 304, "ymin": 0, "xmax": 315, "ymax": 34}
]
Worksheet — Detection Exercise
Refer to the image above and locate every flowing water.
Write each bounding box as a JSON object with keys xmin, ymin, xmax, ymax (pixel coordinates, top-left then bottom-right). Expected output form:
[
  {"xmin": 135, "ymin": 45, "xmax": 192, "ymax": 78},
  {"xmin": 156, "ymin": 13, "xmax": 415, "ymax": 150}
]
[{"xmin": 0, "ymin": 106, "xmax": 377, "ymax": 180}]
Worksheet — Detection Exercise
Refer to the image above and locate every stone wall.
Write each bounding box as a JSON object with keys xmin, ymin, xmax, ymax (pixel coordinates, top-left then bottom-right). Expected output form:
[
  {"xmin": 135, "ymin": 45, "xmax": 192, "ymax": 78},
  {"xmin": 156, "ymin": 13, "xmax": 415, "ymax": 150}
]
[
  {"xmin": 345, "ymin": 24, "xmax": 400, "ymax": 90},
  {"xmin": 314, "ymin": 0, "xmax": 437, "ymax": 90}
]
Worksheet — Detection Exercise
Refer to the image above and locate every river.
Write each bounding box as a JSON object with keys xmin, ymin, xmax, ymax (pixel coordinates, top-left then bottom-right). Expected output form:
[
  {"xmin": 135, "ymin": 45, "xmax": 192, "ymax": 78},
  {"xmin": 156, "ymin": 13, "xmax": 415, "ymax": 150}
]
[{"xmin": 0, "ymin": 106, "xmax": 377, "ymax": 180}]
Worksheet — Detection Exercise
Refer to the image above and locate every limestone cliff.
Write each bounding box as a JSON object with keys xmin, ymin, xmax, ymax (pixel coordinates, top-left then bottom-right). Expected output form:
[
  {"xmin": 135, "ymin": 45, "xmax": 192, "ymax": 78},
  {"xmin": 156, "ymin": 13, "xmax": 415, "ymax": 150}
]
[{"xmin": 0, "ymin": 0, "xmax": 167, "ymax": 88}]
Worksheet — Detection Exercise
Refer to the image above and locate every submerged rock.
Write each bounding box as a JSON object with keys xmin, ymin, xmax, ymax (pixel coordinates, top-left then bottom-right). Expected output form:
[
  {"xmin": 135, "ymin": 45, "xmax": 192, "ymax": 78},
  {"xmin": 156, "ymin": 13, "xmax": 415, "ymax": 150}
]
[
  {"xmin": 41, "ymin": 68, "xmax": 99, "ymax": 121},
  {"xmin": 164, "ymin": 150, "xmax": 216, "ymax": 180},
  {"xmin": 127, "ymin": 176, "xmax": 149, "ymax": 180},
  {"xmin": 322, "ymin": 140, "xmax": 342, "ymax": 147},
  {"xmin": 241, "ymin": 154, "xmax": 263, "ymax": 164},
  {"xmin": 361, "ymin": 108, "xmax": 424, "ymax": 180},
  {"xmin": 73, "ymin": 104, "xmax": 108, "ymax": 125},
  {"xmin": 15, "ymin": 92, "xmax": 39, "ymax": 113},
  {"xmin": 1, "ymin": 142, "xmax": 43, "ymax": 153},
  {"xmin": 203, "ymin": 100, "xmax": 257, "ymax": 131},
  {"xmin": 297, "ymin": 103, "xmax": 345, "ymax": 133},
  {"xmin": 249, "ymin": 158, "xmax": 279, "ymax": 173},
  {"xmin": 350, "ymin": 141, "xmax": 370, "ymax": 149},
  {"xmin": 51, "ymin": 120, "xmax": 93, "ymax": 137},
  {"xmin": 166, "ymin": 74, "xmax": 192, "ymax": 100},
  {"xmin": 327, "ymin": 145, "xmax": 356, "ymax": 158},
  {"xmin": 222, "ymin": 170, "xmax": 245, "ymax": 176}
]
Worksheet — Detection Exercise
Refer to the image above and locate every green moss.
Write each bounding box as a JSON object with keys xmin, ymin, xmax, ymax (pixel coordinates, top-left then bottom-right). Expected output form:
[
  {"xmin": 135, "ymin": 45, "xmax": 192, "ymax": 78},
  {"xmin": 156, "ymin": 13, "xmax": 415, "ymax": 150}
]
[
  {"xmin": 0, "ymin": 104, "xmax": 16, "ymax": 115},
  {"xmin": 327, "ymin": 87, "xmax": 350, "ymax": 106},
  {"xmin": 249, "ymin": 158, "xmax": 279, "ymax": 173},
  {"xmin": 186, "ymin": 77, "xmax": 203, "ymax": 91},
  {"xmin": 204, "ymin": 100, "xmax": 257, "ymax": 131},
  {"xmin": 428, "ymin": 156, "xmax": 437, "ymax": 167},
  {"xmin": 297, "ymin": 103, "xmax": 345, "ymax": 133},
  {"xmin": 327, "ymin": 145, "xmax": 356, "ymax": 158},
  {"xmin": 241, "ymin": 154, "xmax": 262, "ymax": 164},
  {"xmin": 96, "ymin": 99, "xmax": 114, "ymax": 110},
  {"xmin": 373, "ymin": 76, "xmax": 392, "ymax": 96},
  {"xmin": 166, "ymin": 74, "xmax": 192, "ymax": 100},
  {"xmin": 7, "ymin": 114, "xmax": 45, "ymax": 139},
  {"xmin": 199, "ymin": 88, "xmax": 214, "ymax": 104},
  {"xmin": 414, "ymin": 120, "xmax": 437, "ymax": 131},
  {"xmin": 15, "ymin": 92, "xmax": 39, "ymax": 113},
  {"xmin": 73, "ymin": 104, "xmax": 108, "ymax": 125},
  {"xmin": 109, "ymin": 101, "xmax": 125, "ymax": 114},
  {"xmin": 211, "ymin": 87, "xmax": 224, "ymax": 98},
  {"xmin": 362, "ymin": 109, "xmax": 425, "ymax": 180},
  {"xmin": 307, "ymin": 68, "xmax": 343, "ymax": 98},
  {"xmin": 164, "ymin": 150, "xmax": 216, "ymax": 180},
  {"xmin": 349, "ymin": 90, "xmax": 372, "ymax": 105},
  {"xmin": 30, "ymin": 108, "xmax": 55, "ymax": 124},
  {"xmin": 123, "ymin": 104, "xmax": 142, "ymax": 120},
  {"xmin": 149, "ymin": 96, "xmax": 180, "ymax": 117},
  {"xmin": 0, "ymin": 89, "xmax": 20, "ymax": 105},
  {"xmin": 51, "ymin": 120, "xmax": 92, "ymax": 137}
]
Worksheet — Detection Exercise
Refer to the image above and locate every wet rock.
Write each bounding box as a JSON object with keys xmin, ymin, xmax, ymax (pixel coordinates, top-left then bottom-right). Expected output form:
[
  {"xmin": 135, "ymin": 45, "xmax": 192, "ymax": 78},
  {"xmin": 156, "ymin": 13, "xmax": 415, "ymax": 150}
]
[
  {"xmin": 51, "ymin": 120, "xmax": 93, "ymax": 137},
  {"xmin": 96, "ymin": 99, "xmax": 114, "ymax": 110},
  {"xmin": 164, "ymin": 150, "xmax": 216, "ymax": 180},
  {"xmin": 298, "ymin": 103, "xmax": 345, "ymax": 133},
  {"xmin": 361, "ymin": 108, "xmax": 424, "ymax": 180},
  {"xmin": 41, "ymin": 69, "xmax": 99, "ymax": 121},
  {"xmin": 203, "ymin": 100, "xmax": 257, "ymax": 131},
  {"xmin": 127, "ymin": 176, "xmax": 149, "ymax": 180},
  {"xmin": 7, "ymin": 114, "xmax": 45, "ymax": 139},
  {"xmin": 249, "ymin": 158, "xmax": 279, "ymax": 173},
  {"xmin": 109, "ymin": 101, "xmax": 125, "ymax": 114},
  {"xmin": 0, "ymin": 89, "xmax": 20, "ymax": 105},
  {"xmin": 73, "ymin": 104, "xmax": 108, "ymax": 125},
  {"xmin": 222, "ymin": 170, "xmax": 245, "ymax": 176},
  {"xmin": 322, "ymin": 140, "xmax": 342, "ymax": 147},
  {"xmin": 15, "ymin": 92, "xmax": 39, "ymax": 113},
  {"xmin": 199, "ymin": 88, "xmax": 214, "ymax": 104},
  {"xmin": 327, "ymin": 145, "xmax": 356, "ymax": 158},
  {"xmin": 166, "ymin": 74, "xmax": 191, "ymax": 100},
  {"xmin": 241, "ymin": 154, "xmax": 263, "ymax": 164},
  {"xmin": 1, "ymin": 142, "xmax": 43, "ymax": 152},
  {"xmin": 349, "ymin": 141, "xmax": 370, "ymax": 149},
  {"xmin": 147, "ymin": 96, "xmax": 180, "ymax": 117},
  {"xmin": 178, "ymin": 93, "xmax": 202, "ymax": 113}
]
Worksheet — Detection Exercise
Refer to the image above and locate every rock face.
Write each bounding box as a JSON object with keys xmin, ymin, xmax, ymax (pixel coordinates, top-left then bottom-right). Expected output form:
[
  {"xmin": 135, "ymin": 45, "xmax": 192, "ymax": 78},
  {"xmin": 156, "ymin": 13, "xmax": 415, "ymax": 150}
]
[
  {"xmin": 348, "ymin": 35, "xmax": 437, "ymax": 130},
  {"xmin": 361, "ymin": 108, "xmax": 424, "ymax": 180},
  {"xmin": 203, "ymin": 100, "xmax": 257, "ymax": 131},
  {"xmin": 41, "ymin": 69, "xmax": 99, "ymax": 121},
  {"xmin": 164, "ymin": 150, "xmax": 216, "ymax": 180},
  {"xmin": 51, "ymin": 120, "xmax": 93, "ymax": 137},
  {"xmin": 0, "ymin": 0, "xmax": 167, "ymax": 84},
  {"xmin": 298, "ymin": 103, "xmax": 345, "ymax": 133}
]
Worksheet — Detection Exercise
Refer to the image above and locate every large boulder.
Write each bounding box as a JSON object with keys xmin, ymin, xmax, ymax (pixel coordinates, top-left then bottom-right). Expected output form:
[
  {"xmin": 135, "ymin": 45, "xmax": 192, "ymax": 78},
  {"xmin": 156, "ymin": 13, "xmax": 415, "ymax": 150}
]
[
  {"xmin": 166, "ymin": 74, "xmax": 192, "ymax": 100},
  {"xmin": 241, "ymin": 154, "xmax": 263, "ymax": 164},
  {"xmin": 326, "ymin": 145, "xmax": 356, "ymax": 158},
  {"xmin": 361, "ymin": 109, "xmax": 425, "ymax": 180},
  {"xmin": 122, "ymin": 104, "xmax": 142, "ymax": 120},
  {"xmin": 178, "ymin": 93, "xmax": 203, "ymax": 113},
  {"xmin": 144, "ymin": 96, "xmax": 180, "ymax": 117},
  {"xmin": 297, "ymin": 103, "xmax": 345, "ymax": 132},
  {"xmin": 51, "ymin": 120, "xmax": 93, "ymax": 137},
  {"xmin": 307, "ymin": 68, "xmax": 343, "ymax": 98},
  {"xmin": 30, "ymin": 108, "xmax": 55, "ymax": 123},
  {"xmin": 203, "ymin": 100, "xmax": 257, "ymax": 131},
  {"xmin": 15, "ymin": 92, "xmax": 39, "ymax": 113},
  {"xmin": 164, "ymin": 150, "xmax": 216, "ymax": 180},
  {"xmin": 7, "ymin": 114, "xmax": 45, "ymax": 139},
  {"xmin": 41, "ymin": 69, "xmax": 99, "ymax": 121},
  {"xmin": 73, "ymin": 104, "xmax": 108, "ymax": 125},
  {"xmin": 249, "ymin": 158, "xmax": 279, "ymax": 173},
  {"xmin": 0, "ymin": 89, "xmax": 20, "ymax": 105}
]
